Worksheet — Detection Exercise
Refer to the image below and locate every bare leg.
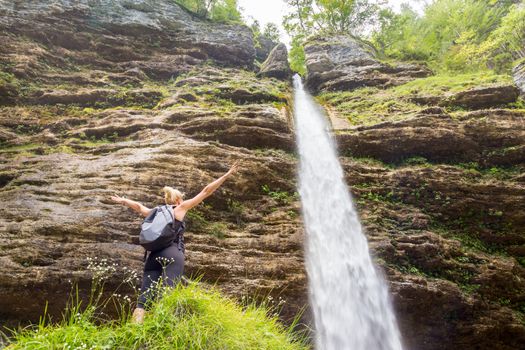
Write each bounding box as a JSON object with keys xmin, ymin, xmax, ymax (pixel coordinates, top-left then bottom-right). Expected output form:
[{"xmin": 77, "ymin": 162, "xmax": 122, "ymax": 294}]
[{"xmin": 131, "ymin": 307, "xmax": 146, "ymax": 324}]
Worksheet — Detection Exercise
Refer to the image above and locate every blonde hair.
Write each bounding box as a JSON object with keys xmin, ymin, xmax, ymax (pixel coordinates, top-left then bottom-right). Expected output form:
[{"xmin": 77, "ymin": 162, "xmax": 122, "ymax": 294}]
[{"xmin": 163, "ymin": 186, "xmax": 185, "ymax": 205}]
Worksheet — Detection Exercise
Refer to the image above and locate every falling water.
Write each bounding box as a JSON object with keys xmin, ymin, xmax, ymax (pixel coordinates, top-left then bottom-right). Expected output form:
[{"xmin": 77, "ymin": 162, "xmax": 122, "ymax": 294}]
[{"xmin": 293, "ymin": 75, "xmax": 403, "ymax": 350}]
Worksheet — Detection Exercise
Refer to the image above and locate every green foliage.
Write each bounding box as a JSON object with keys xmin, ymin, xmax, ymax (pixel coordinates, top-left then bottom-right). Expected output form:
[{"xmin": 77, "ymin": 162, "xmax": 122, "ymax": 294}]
[
  {"xmin": 262, "ymin": 23, "xmax": 281, "ymax": 43},
  {"xmin": 9, "ymin": 280, "xmax": 308, "ymax": 350},
  {"xmin": 209, "ymin": 0, "xmax": 242, "ymax": 23},
  {"xmin": 283, "ymin": 0, "xmax": 380, "ymax": 75},
  {"xmin": 402, "ymin": 156, "xmax": 431, "ymax": 167},
  {"xmin": 185, "ymin": 209, "xmax": 210, "ymax": 231},
  {"xmin": 371, "ymin": 0, "xmax": 522, "ymax": 72},
  {"xmin": 227, "ymin": 198, "xmax": 245, "ymax": 226},
  {"xmin": 206, "ymin": 222, "xmax": 228, "ymax": 239},
  {"xmin": 261, "ymin": 185, "xmax": 297, "ymax": 204},
  {"xmin": 318, "ymin": 70, "xmax": 511, "ymax": 126},
  {"xmin": 174, "ymin": 0, "xmax": 242, "ymax": 24},
  {"xmin": 390, "ymin": 70, "xmax": 511, "ymax": 95},
  {"xmin": 477, "ymin": 3, "xmax": 525, "ymax": 72},
  {"xmin": 372, "ymin": 5, "xmax": 428, "ymax": 61},
  {"xmin": 283, "ymin": 0, "xmax": 381, "ymax": 37},
  {"xmin": 251, "ymin": 20, "xmax": 263, "ymax": 49},
  {"xmin": 289, "ymin": 35, "xmax": 307, "ymax": 76}
]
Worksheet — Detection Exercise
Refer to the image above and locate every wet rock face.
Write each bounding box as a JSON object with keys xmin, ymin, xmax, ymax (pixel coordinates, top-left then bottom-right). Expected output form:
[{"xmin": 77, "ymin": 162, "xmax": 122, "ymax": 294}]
[
  {"xmin": 0, "ymin": 0, "xmax": 255, "ymax": 81},
  {"xmin": 0, "ymin": 66, "xmax": 303, "ymax": 328},
  {"xmin": 258, "ymin": 43, "xmax": 292, "ymax": 80},
  {"xmin": 338, "ymin": 109, "xmax": 525, "ymax": 166},
  {"xmin": 308, "ymin": 34, "xmax": 525, "ymax": 350},
  {"xmin": 256, "ymin": 36, "xmax": 279, "ymax": 62},
  {"xmin": 342, "ymin": 158, "xmax": 525, "ymax": 350},
  {"xmin": 0, "ymin": 0, "xmax": 305, "ymax": 329},
  {"xmin": 304, "ymin": 35, "xmax": 431, "ymax": 92},
  {"xmin": 409, "ymin": 84, "xmax": 520, "ymax": 109}
]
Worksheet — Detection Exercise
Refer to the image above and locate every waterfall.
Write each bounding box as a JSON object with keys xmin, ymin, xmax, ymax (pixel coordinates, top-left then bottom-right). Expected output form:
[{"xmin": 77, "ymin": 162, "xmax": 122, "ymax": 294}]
[{"xmin": 293, "ymin": 75, "xmax": 403, "ymax": 350}]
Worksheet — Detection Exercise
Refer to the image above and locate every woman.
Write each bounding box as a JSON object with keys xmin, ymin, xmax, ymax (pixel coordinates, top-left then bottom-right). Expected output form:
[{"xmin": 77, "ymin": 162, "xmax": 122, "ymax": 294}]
[{"xmin": 110, "ymin": 161, "xmax": 239, "ymax": 324}]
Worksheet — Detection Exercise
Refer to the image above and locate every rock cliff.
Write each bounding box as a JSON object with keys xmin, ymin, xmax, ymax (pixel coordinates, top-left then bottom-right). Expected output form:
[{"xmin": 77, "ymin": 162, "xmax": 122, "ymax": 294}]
[
  {"xmin": 304, "ymin": 35, "xmax": 431, "ymax": 93},
  {"xmin": 307, "ymin": 37, "xmax": 525, "ymax": 350},
  {"xmin": 0, "ymin": 0, "xmax": 305, "ymax": 329},
  {"xmin": 1, "ymin": 2, "xmax": 524, "ymax": 350}
]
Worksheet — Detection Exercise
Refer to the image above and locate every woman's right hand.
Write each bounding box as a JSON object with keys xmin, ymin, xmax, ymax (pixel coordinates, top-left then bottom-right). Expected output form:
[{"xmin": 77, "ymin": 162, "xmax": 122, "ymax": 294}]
[
  {"xmin": 227, "ymin": 160, "xmax": 240, "ymax": 176},
  {"xmin": 110, "ymin": 194, "xmax": 126, "ymax": 204}
]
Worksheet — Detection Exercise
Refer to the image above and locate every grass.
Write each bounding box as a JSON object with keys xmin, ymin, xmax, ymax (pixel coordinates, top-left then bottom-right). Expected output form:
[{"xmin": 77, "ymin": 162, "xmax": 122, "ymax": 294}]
[
  {"xmin": 318, "ymin": 86, "xmax": 420, "ymax": 126},
  {"xmin": 391, "ymin": 71, "xmax": 511, "ymax": 96},
  {"xmin": 318, "ymin": 70, "xmax": 513, "ymax": 126},
  {"xmin": 206, "ymin": 222, "xmax": 228, "ymax": 239},
  {"xmin": 6, "ymin": 280, "xmax": 309, "ymax": 350}
]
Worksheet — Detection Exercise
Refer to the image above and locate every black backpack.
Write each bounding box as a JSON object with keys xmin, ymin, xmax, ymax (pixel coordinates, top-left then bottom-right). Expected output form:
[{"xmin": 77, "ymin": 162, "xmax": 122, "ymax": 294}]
[{"xmin": 139, "ymin": 205, "xmax": 184, "ymax": 252}]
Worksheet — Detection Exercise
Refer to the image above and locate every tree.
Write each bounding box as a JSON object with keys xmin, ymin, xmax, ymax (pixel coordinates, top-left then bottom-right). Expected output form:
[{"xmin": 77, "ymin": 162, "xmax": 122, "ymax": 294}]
[
  {"xmin": 370, "ymin": 0, "xmax": 519, "ymax": 72},
  {"xmin": 282, "ymin": 0, "xmax": 384, "ymax": 75},
  {"xmin": 372, "ymin": 5, "xmax": 427, "ymax": 60},
  {"xmin": 262, "ymin": 23, "xmax": 281, "ymax": 42},
  {"xmin": 289, "ymin": 34, "xmax": 307, "ymax": 76},
  {"xmin": 174, "ymin": 0, "xmax": 242, "ymax": 24},
  {"xmin": 283, "ymin": 0, "xmax": 383, "ymax": 37},
  {"xmin": 209, "ymin": 0, "xmax": 242, "ymax": 23}
]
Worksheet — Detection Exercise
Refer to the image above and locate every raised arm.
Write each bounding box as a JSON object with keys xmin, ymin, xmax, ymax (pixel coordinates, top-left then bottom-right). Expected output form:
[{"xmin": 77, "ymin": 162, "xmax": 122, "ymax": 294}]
[
  {"xmin": 178, "ymin": 161, "xmax": 239, "ymax": 214},
  {"xmin": 110, "ymin": 195, "xmax": 152, "ymax": 217}
]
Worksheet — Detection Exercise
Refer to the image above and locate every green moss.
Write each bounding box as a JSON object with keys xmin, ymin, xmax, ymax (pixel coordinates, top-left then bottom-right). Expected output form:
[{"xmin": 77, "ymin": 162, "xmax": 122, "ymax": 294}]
[
  {"xmin": 391, "ymin": 71, "xmax": 511, "ymax": 96},
  {"xmin": 432, "ymin": 225, "xmax": 507, "ymax": 256},
  {"xmin": 206, "ymin": 222, "xmax": 228, "ymax": 239},
  {"xmin": 44, "ymin": 145, "xmax": 75, "ymax": 154},
  {"xmin": 261, "ymin": 185, "xmax": 297, "ymax": 205},
  {"xmin": 0, "ymin": 143, "xmax": 41, "ymax": 153},
  {"xmin": 74, "ymin": 138, "xmax": 113, "ymax": 147},
  {"xmin": 227, "ymin": 199, "xmax": 245, "ymax": 226},
  {"xmin": 318, "ymin": 87, "xmax": 420, "ymax": 126},
  {"xmin": 357, "ymin": 190, "xmax": 398, "ymax": 204},
  {"xmin": 185, "ymin": 209, "xmax": 210, "ymax": 232},
  {"xmin": 347, "ymin": 156, "xmax": 392, "ymax": 168},
  {"xmin": 318, "ymin": 71, "xmax": 513, "ymax": 126},
  {"xmin": 401, "ymin": 156, "xmax": 432, "ymax": 167},
  {"xmin": 173, "ymin": 68, "xmax": 289, "ymax": 108}
]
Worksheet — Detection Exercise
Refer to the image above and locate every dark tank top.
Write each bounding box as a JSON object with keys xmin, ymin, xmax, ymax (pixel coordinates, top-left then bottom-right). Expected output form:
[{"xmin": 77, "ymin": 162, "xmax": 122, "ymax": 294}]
[{"xmin": 172, "ymin": 217, "xmax": 186, "ymax": 254}]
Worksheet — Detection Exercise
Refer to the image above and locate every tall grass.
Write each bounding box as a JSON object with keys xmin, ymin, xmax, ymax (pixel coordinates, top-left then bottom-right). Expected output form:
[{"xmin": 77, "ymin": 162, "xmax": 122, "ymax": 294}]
[{"xmin": 4, "ymin": 258, "xmax": 310, "ymax": 350}]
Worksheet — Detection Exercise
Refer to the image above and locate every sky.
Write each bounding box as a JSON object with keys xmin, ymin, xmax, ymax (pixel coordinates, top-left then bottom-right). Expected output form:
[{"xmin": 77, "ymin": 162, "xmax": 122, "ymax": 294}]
[{"xmin": 238, "ymin": 0, "xmax": 428, "ymax": 45}]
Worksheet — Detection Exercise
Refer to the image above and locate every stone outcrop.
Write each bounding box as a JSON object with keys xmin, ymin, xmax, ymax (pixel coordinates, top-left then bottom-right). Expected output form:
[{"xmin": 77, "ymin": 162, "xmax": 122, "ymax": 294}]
[
  {"xmin": 337, "ymin": 109, "xmax": 525, "ymax": 166},
  {"xmin": 0, "ymin": 0, "xmax": 255, "ymax": 84},
  {"xmin": 258, "ymin": 43, "xmax": 292, "ymax": 80},
  {"xmin": 411, "ymin": 84, "xmax": 520, "ymax": 109},
  {"xmin": 309, "ymin": 35, "xmax": 525, "ymax": 350},
  {"xmin": 256, "ymin": 35, "xmax": 279, "ymax": 62},
  {"xmin": 513, "ymin": 60, "xmax": 525, "ymax": 95},
  {"xmin": 341, "ymin": 158, "xmax": 525, "ymax": 350},
  {"xmin": 304, "ymin": 35, "xmax": 431, "ymax": 92},
  {"xmin": 0, "ymin": 0, "xmax": 305, "ymax": 330}
]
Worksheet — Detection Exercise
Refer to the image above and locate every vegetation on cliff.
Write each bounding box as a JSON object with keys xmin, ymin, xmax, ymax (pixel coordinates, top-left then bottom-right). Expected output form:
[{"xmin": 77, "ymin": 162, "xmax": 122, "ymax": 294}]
[
  {"xmin": 7, "ymin": 280, "xmax": 308, "ymax": 350},
  {"xmin": 172, "ymin": 0, "xmax": 243, "ymax": 23},
  {"xmin": 6, "ymin": 257, "xmax": 306, "ymax": 349},
  {"xmin": 283, "ymin": 0, "xmax": 525, "ymax": 75},
  {"xmin": 317, "ymin": 71, "xmax": 515, "ymax": 126},
  {"xmin": 372, "ymin": 0, "xmax": 524, "ymax": 72}
]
